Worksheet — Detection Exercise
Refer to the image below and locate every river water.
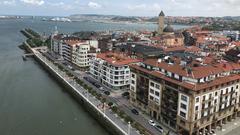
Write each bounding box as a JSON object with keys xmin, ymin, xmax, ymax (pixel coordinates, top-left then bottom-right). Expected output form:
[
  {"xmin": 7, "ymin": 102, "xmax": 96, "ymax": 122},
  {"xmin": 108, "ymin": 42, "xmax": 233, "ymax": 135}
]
[{"xmin": 0, "ymin": 18, "xmax": 189, "ymax": 135}]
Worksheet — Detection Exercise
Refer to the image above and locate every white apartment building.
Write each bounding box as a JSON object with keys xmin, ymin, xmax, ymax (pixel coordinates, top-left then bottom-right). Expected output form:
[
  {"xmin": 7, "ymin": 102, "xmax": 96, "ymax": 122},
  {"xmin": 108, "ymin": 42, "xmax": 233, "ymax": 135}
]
[
  {"xmin": 51, "ymin": 35, "xmax": 99, "ymax": 68},
  {"xmin": 90, "ymin": 52, "xmax": 140, "ymax": 90}
]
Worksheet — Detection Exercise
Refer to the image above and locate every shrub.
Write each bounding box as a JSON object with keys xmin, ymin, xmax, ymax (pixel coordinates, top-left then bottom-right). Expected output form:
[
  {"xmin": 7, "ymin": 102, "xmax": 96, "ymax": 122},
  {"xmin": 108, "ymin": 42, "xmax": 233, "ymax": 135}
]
[
  {"xmin": 124, "ymin": 115, "xmax": 134, "ymax": 123},
  {"xmin": 111, "ymin": 106, "xmax": 118, "ymax": 113},
  {"xmin": 118, "ymin": 110, "xmax": 125, "ymax": 118},
  {"xmin": 101, "ymin": 98, "xmax": 106, "ymax": 103},
  {"xmin": 108, "ymin": 102, "xmax": 113, "ymax": 107}
]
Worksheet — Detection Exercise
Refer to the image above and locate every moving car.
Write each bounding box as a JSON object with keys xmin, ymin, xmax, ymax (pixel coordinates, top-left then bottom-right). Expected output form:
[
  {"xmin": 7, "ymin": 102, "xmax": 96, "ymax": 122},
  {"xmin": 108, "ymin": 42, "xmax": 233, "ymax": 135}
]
[
  {"xmin": 148, "ymin": 120, "xmax": 156, "ymax": 126},
  {"xmin": 131, "ymin": 109, "xmax": 139, "ymax": 115},
  {"xmin": 104, "ymin": 91, "xmax": 110, "ymax": 95},
  {"xmin": 154, "ymin": 125, "xmax": 163, "ymax": 133}
]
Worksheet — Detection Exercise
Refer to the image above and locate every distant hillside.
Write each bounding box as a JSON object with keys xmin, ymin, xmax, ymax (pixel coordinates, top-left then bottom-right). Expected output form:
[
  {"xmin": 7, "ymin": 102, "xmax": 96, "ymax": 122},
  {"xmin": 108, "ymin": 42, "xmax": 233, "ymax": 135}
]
[
  {"xmin": 145, "ymin": 17, "xmax": 158, "ymax": 22},
  {"xmin": 68, "ymin": 14, "xmax": 240, "ymax": 26},
  {"xmin": 111, "ymin": 16, "xmax": 140, "ymax": 22}
]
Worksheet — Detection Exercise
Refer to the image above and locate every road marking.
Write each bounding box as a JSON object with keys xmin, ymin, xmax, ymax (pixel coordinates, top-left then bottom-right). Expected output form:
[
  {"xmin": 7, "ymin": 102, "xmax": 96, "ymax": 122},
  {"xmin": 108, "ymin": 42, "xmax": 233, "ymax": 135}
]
[{"xmin": 222, "ymin": 129, "xmax": 226, "ymax": 132}]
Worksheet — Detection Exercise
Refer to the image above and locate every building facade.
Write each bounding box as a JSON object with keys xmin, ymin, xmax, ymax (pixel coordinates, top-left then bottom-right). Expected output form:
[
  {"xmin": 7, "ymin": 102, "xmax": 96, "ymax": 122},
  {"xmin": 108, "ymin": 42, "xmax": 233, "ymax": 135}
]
[
  {"xmin": 129, "ymin": 56, "xmax": 240, "ymax": 135},
  {"xmin": 90, "ymin": 52, "xmax": 140, "ymax": 90},
  {"xmin": 51, "ymin": 35, "xmax": 99, "ymax": 68}
]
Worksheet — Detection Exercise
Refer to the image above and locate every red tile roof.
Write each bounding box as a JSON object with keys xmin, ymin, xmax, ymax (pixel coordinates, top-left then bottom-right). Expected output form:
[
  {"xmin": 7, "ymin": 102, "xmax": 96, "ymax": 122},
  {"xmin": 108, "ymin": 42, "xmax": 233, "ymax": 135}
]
[
  {"xmin": 143, "ymin": 58, "xmax": 240, "ymax": 79},
  {"xmin": 97, "ymin": 52, "xmax": 141, "ymax": 66},
  {"xmin": 130, "ymin": 64, "xmax": 240, "ymax": 91}
]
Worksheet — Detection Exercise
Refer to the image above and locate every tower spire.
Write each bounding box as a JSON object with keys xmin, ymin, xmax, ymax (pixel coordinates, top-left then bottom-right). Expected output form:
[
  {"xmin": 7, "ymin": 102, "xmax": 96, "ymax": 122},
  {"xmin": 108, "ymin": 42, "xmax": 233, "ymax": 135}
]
[
  {"xmin": 159, "ymin": 10, "xmax": 165, "ymax": 17},
  {"xmin": 158, "ymin": 11, "xmax": 165, "ymax": 34}
]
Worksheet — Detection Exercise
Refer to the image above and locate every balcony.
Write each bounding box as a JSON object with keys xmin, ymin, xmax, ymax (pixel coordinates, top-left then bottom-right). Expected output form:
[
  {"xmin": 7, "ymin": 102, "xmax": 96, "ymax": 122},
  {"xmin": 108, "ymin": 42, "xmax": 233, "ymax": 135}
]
[{"xmin": 202, "ymin": 97, "xmax": 214, "ymax": 103}]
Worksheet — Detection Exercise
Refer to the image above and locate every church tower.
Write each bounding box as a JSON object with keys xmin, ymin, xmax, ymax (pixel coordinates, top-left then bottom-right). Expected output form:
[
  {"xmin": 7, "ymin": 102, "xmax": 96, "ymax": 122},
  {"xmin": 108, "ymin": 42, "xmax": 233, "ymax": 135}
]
[{"xmin": 158, "ymin": 10, "xmax": 165, "ymax": 35}]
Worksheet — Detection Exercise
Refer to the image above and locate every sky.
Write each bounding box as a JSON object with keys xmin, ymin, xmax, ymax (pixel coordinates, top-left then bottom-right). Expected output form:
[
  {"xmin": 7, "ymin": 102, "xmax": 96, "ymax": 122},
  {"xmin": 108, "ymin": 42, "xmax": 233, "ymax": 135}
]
[{"xmin": 0, "ymin": 0, "xmax": 240, "ymax": 17}]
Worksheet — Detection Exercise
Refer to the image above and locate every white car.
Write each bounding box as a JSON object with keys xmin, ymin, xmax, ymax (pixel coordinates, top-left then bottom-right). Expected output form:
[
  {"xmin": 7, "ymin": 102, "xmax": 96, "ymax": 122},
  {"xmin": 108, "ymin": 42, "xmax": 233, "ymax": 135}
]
[{"xmin": 148, "ymin": 120, "xmax": 156, "ymax": 126}]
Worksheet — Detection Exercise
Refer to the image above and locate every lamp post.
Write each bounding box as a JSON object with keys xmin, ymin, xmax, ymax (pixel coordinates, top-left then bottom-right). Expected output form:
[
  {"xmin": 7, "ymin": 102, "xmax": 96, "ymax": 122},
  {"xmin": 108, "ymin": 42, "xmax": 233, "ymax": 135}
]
[
  {"xmin": 103, "ymin": 102, "xmax": 106, "ymax": 117},
  {"xmin": 128, "ymin": 122, "xmax": 131, "ymax": 135},
  {"xmin": 87, "ymin": 91, "xmax": 89, "ymax": 101}
]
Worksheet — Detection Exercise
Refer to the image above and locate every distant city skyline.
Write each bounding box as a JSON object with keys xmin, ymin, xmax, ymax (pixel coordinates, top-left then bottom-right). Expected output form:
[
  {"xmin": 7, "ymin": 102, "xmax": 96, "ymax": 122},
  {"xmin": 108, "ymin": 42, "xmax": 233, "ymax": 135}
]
[{"xmin": 0, "ymin": 0, "xmax": 240, "ymax": 17}]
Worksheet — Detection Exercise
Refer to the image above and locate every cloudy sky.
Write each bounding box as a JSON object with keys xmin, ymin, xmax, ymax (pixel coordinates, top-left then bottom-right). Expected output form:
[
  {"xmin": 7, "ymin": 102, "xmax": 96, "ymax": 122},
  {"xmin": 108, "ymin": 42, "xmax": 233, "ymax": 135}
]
[{"xmin": 0, "ymin": 0, "xmax": 240, "ymax": 17}]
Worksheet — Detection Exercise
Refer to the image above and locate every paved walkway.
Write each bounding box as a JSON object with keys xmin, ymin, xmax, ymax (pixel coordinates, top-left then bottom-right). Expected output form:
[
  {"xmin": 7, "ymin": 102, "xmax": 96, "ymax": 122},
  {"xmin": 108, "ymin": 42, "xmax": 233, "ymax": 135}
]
[
  {"xmin": 34, "ymin": 50, "xmax": 140, "ymax": 135},
  {"xmin": 40, "ymin": 50, "xmax": 176, "ymax": 135},
  {"xmin": 215, "ymin": 117, "xmax": 240, "ymax": 135}
]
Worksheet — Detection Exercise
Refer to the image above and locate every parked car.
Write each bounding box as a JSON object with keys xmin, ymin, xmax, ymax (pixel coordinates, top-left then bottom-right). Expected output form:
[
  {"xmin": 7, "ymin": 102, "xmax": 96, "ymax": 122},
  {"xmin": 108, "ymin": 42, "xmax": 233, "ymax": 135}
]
[
  {"xmin": 99, "ymin": 87, "xmax": 104, "ymax": 91},
  {"xmin": 131, "ymin": 109, "xmax": 139, "ymax": 115},
  {"xmin": 83, "ymin": 76, "xmax": 88, "ymax": 80},
  {"xmin": 154, "ymin": 125, "xmax": 163, "ymax": 133},
  {"xmin": 104, "ymin": 91, "xmax": 110, "ymax": 95},
  {"xmin": 122, "ymin": 92, "xmax": 129, "ymax": 97},
  {"xmin": 148, "ymin": 120, "xmax": 156, "ymax": 126},
  {"xmin": 94, "ymin": 83, "xmax": 101, "ymax": 88}
]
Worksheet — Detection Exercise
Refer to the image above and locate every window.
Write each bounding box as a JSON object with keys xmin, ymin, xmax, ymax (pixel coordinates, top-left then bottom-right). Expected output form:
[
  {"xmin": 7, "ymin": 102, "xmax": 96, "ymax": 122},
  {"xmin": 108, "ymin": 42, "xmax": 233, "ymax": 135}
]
[
  {"xmin": 203, "ymin": 95, "xmax": 206, "ymax": 101},
  {"xmin": 195, "ymin": 114, "xmax": 198, "ymax": 120},
  {"xmin": 155, "ymin": 84, "xmax": 160, "ymax": 89},
  {"xmin": 150, "ymin": 89, "xmax": 154, "ymax": 94},
  {"xmin": 236, "ymin": 85, "xmax": 239, "ymax": 89},
  {"xmin": 131, "ymin": 80, "xmax": 135, "ymax": 84},
  {"xmin": 181, "ymin": 95, "xmax": 188, "ymax": 102},
  {"xmin": 215, "ymin": 92, "xmax": 218, "ymax": 96},
  {"xmin": 196, "ymin": 97, "xmax": 199, "ymax": 103},
  {"xmin": 155, "ymin": 91, "xmax": 160, "ymax": 97},
  {"xmin": 130, "ymin": 86, "xmax": 134, "ymax": 91},
  {"xmin": 150, "ymin": 82, "xmax": 154, "ymax": 87},
  {"xmin": 131, "ymin": 74, "xmax": 135, "ymax": 78},
  {"xmin": 195, "ymin": 106, "xmax": 199, "ymax": 111},
  {"xmin": 181, "ymin": 103, "xmax": 187, "ymax": 110},
  {"xmin": 180, "ymin": 111, "xmax": 186, "ymax": 118},
  {"xmin": 150, "ymin": 96, "xmax": 154, "ymax": 100}
]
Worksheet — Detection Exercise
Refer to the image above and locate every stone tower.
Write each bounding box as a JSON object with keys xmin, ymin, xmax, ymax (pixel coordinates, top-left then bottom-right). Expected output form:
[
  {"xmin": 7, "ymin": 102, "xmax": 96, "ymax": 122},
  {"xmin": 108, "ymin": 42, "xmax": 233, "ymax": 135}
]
[{"xmin": 158, "ymin": 10, "xmax": 165, "ymax": 35}]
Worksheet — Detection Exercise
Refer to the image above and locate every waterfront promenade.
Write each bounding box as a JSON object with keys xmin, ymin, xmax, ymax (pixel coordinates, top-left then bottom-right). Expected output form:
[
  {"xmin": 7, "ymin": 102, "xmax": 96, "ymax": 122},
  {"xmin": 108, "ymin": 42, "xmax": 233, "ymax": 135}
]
[{"xmin": 32, "ymin": 48, "xmax": 140, "ymax": 135}]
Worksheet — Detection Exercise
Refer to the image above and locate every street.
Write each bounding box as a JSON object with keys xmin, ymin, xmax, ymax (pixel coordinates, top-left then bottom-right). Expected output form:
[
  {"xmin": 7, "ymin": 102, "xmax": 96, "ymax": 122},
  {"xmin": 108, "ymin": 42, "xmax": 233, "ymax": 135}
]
[{"xmin": 42, "ymin": 51, "xmax": 176, "ymax": 135}]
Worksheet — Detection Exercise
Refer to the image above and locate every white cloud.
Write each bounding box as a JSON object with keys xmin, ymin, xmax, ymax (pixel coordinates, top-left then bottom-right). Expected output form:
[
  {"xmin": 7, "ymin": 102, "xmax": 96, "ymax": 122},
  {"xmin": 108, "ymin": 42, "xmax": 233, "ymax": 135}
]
[
  {"xmin": 127, "ymin": 4, "xmax": 146, "ymax": 10},
  {"xmin": 48, "ymin": 2, "xmax": 64, "ymax": 7},
  {"xmin": 1, "ymin": 0, "xmax": 16, "ymax": 5},
  {"xmin": 47, "ymin": 2, "xmax": 74, "ymax": 10},
  {"xmin": 127, "ymin": 3, "xmax": 161, "ymax": 12},
  {"xmin": 88, "ymin": 2, "xmax": 101, "ymax": 9},
  {"xmin": 74, "ymin": 0, "xmax": 81, "ymax": 4},
  {"xmin": 20, "ymin": 0, "xmax": 44, "ymax": 6}
]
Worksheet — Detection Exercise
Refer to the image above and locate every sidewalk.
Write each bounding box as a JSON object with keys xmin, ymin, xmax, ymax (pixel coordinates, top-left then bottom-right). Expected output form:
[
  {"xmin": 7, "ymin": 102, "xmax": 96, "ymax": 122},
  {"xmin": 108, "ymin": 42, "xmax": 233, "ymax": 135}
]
[
  {"xmin": 34, "ymin": 50, "xmax": 140, "ymax": 135},
  {"xmin": 215, "ymin": 117, "xmax": 240, "ymax": 135}
]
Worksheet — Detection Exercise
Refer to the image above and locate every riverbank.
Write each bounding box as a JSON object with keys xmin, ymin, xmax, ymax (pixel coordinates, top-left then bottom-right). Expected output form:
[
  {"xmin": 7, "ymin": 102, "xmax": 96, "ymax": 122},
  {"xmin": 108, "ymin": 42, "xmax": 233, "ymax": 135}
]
[{"xmin": 23, "ymin": 42, "xmax": 140, "ymax": 135}]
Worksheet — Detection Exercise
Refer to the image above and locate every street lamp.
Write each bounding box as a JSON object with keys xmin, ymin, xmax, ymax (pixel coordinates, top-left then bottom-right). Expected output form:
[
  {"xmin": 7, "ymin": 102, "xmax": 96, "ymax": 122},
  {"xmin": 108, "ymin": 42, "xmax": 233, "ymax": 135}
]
[
  {"xmin": 128, "ymin": 121, "xmax": 131, "ymax": 135},
  {"xmin": 87, "ymin": 91, "xmax": 89, "ymax": 101},
  {"xmin": 103, "ymin": 102, "xmax": 106, "ymax": 117}
]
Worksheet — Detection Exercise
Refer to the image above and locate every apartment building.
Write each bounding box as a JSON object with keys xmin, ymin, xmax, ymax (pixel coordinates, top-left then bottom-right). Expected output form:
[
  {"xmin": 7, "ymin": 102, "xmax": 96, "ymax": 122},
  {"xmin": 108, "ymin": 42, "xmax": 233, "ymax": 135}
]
[
  {"xmin": 129, "ymin": 54, "xmax": 240, "ymax": 135},
  {"xmin": 90, "ymin": 52, "xmax": 140, "ymax": 90},
  {"xmin": 51, "ymin": 35, "xmax": 99, "ymax": 67}
]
